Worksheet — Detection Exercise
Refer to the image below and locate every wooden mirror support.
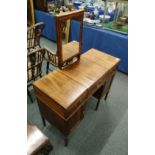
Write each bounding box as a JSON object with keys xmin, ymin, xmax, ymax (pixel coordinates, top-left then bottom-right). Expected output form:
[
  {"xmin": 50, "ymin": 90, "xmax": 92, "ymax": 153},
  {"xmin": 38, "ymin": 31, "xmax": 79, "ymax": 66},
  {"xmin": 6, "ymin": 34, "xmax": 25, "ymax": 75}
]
[{"xmin": 55, "ymin": 9, "xmax": 84, "ymax": 69}]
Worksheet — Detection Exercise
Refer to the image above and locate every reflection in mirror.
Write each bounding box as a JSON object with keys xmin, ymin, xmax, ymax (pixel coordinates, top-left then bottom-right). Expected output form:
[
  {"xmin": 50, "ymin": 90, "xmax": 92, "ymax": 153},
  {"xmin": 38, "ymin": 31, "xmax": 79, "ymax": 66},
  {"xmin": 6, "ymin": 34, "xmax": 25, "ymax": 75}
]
[
  {"xmin": 54, "ymin": 10, "xmax": 84, "ymax": 69},
  {"xmin": 60, "ymin": 18, "xmax": 80, "ymax": 65}
]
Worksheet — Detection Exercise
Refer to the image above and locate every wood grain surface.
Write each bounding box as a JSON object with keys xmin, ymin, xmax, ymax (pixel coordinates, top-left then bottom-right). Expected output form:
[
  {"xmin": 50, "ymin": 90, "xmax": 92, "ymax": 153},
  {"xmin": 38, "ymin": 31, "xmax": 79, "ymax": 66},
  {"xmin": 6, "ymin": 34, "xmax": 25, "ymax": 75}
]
[
  {"xmin": 33, "ymin": 70, "xmax": 87, "ymax": 109},
  {"xmin": 33, "ymin": 48, "xmax": 120, "ymax": 146},
  {"xmin": 62, "ymin": 41, "xmax": 79, "ymax": 62}
]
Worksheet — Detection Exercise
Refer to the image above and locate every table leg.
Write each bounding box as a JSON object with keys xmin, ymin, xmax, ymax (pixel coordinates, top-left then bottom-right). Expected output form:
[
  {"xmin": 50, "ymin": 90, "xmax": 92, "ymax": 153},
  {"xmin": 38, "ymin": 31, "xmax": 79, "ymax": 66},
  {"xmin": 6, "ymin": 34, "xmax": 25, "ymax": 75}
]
[
  {"xmin": 41, "ymin": 116, "xmax": 46, "ymax": 127},
  {"xmin": 95, "ymin": 99, "xmax": 101, "ymax": 111},
  {"xmin": 104, "ymin": 92, "xmax": 109, "ymax": 101},
  {"xmin": 104, "ymin": 73, "xmax": 115, "ymax": 101},
  {"xmin": 46, "ymin": 61, "xmax": 49, "ymax": 74},
  {"xmin": 64, "ymin": 137, "xmax": 68, "ymax": 146},
  {"xmin": 93, "ymin": 85, "xmax": 105, "ymax": 111},
  {"xmin": 27, "ymin": 88, "xmax": 33, "ymax": 103}
]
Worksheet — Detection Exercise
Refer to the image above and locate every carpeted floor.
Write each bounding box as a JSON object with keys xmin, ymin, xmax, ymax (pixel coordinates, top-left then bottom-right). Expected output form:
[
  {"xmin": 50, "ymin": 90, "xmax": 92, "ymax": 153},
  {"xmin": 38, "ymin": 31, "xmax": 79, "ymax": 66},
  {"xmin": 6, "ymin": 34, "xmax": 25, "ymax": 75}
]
[{"xmin": 27, "ymin": 37, "xmax": 128, "ymax": 155}]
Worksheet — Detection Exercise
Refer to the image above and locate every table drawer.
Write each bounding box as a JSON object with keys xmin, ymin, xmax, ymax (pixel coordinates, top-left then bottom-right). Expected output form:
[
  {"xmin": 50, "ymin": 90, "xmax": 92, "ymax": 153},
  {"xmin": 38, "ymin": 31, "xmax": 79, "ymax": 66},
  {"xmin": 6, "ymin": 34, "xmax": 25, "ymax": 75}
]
[
  {"xmin": 34, "ymin": 86, "xmax": 66, "ymax": 118},
  {"xmin": 66, "ymin": 90, "xmax": 88, "ymax": 118},
  {"xmin": 88, "ymin": 76, "xmax": 106, "ymax": 96}
]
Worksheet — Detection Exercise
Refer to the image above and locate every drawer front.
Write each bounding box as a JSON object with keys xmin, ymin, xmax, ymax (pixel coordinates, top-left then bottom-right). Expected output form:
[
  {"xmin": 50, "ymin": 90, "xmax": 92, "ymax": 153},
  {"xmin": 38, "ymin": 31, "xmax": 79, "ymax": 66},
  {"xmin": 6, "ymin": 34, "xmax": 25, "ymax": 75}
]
[
  {"xmin": 88, "ymin": 76, "xmax": 106, "ymax": 97},
  {"xmin": 67, "ymin": 106, "xmax": 84, "ymax": 134},
  {"xmin": 34, "ymin": 86, "xmax": 65, "ymax": 118},
  {"xmin": 66, "ymin": 90, "xmax": 88, "ymax": 118},
  {"xmin": 37, "ymin": 100, "xmax": 66, "ymax": 134}
]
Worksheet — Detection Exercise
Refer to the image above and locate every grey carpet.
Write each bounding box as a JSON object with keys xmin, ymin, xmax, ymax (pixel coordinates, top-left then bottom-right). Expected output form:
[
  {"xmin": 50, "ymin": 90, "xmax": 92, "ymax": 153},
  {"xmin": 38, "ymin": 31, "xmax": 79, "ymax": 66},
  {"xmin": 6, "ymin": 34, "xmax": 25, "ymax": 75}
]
[{"xmin": 27, "ymin": 37, "xmax": 128, "ymax": 155}]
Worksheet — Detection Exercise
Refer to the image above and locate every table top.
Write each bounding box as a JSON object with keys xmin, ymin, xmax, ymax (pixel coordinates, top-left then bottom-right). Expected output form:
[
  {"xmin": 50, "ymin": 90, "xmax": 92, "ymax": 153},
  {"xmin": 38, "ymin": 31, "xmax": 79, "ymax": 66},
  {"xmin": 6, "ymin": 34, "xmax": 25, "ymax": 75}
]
[
  {"xmin": 33, "ymin": 70, "xmax": 87, "ymax": 109},
  {"xmin": 59, "ymin": 48, "xmax": 120, "ymax": 88},
  {"xmin": 33, "ymin": 49, "xmax": 120, "ymax": 109},
  {"xmin": 82, "ymin": 48, "xmax": 120, "ymax": 69}
]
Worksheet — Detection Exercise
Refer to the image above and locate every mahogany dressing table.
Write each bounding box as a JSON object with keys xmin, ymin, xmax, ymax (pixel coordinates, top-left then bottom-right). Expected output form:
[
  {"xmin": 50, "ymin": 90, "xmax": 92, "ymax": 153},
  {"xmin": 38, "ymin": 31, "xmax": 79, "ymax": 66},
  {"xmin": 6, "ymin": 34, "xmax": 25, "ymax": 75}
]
[{"xmin": 33, "ymin": 48, "xmax": 120, "ymax": 146}]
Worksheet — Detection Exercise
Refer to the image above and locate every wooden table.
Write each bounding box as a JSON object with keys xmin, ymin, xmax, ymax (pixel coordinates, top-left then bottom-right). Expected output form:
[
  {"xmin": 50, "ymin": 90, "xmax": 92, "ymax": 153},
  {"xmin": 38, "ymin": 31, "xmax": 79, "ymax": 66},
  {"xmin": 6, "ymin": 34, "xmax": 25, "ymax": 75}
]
[{"xmin": 33, "ymin": 48, "xmax": 120, "ymax": 146}]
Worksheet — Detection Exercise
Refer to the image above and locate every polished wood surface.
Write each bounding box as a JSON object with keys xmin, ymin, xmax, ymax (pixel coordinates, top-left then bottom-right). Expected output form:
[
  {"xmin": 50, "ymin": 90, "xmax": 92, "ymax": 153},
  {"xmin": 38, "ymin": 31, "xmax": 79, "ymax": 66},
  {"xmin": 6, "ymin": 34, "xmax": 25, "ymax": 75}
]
[
  {"xmin": 62, "ymin": 41, "xmax": 79, "ymax": 62},
  {"xmin": 33, "ymin": 49, "xmax": 120, "ymax": 146},
  {"xmin": 60, "ymin": 55, "xmax": 107, "ymax": 84},
  {"xmin": 27, "ymin": 123, "xmax": 53, "ymax": 155},
  {"xmin": 33, "ymin": 70, "xmax": 87, "ymax": 109},
  {"xmin": 82, "ymin": 48, "xmax": 120, "ymax": 69}
]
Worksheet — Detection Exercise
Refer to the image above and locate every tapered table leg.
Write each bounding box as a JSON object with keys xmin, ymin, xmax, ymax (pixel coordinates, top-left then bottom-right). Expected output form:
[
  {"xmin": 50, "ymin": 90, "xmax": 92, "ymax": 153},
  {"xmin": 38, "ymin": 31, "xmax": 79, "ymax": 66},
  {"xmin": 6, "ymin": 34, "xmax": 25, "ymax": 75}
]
[
  {"xmin": 64, "ymin": 137, "xmax": 68, "ymax": 146},
  {"xmin": 46, "ymin": 61, "xmax": 49, "ymax": 74},
  {"xmin": 95, "ymin": 99, "xmax": 101, "ymax": 111},
  {"xmin": 104, "ymin": 92, "xmax": 109, "ymax": 101},
  {"xmin": 41, "ymin": 116, "xmax": 46, "ymax": 127},
  {"xmin": 27, "ymin": 89, "xmax": 33, "ymax": 103}
]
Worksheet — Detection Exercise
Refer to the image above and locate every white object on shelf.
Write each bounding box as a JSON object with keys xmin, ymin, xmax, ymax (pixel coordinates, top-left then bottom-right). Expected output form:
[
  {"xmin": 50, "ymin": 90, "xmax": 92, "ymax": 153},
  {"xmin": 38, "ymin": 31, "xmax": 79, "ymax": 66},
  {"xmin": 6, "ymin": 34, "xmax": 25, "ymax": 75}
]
[{"xmin": 99, "ymin": 14, "xmax": 111, "ymax": 23}]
